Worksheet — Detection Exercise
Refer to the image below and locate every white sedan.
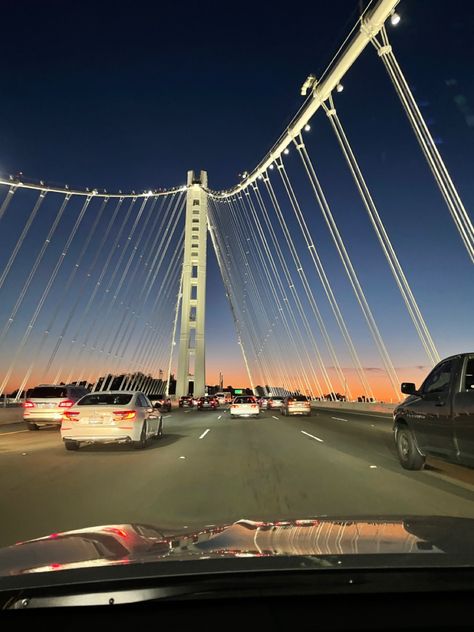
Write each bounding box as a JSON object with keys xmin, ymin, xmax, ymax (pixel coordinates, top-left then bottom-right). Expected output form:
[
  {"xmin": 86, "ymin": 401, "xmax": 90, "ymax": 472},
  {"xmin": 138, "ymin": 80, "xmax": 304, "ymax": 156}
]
[
  {"xmin": 229, "ymin": 396, "xmax": 260, "ymax": 418},
  {"xmin": 60, "ymin": 391, "xmax": 163, "ymax": 451}
]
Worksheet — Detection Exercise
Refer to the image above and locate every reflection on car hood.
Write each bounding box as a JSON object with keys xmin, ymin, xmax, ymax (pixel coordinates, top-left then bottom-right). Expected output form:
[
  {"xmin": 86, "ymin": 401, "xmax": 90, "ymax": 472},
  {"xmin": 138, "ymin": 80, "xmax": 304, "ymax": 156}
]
[{"xmin": 1, "ymin": 516, "xmax": 474, "ymax": 576}]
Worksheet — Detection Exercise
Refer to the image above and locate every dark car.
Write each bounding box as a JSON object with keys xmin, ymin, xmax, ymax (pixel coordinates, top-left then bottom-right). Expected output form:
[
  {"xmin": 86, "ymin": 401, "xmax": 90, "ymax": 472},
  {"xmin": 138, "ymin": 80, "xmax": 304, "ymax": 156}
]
[
  {"xmin": 152, "ymin": 396, "xmax": 172, "ymax": 412},
  {"xmin": 393, "ymin": 353, "xmax": 474, "ymax": 470},
  {"xmin": 178, "ymin": 396, "xmax": 193, "ymax": 408},
  {"xmin": 197, "ymin": 396, "xmax": 218, "ymax": 410}
]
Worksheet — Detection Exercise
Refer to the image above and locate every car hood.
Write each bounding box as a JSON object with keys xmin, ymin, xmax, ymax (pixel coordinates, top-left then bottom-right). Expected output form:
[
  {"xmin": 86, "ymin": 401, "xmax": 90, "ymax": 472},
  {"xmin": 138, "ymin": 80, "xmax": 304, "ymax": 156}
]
[{"xmin": 1, "ymin": 516, "xmax": 474, "ymax": 577}]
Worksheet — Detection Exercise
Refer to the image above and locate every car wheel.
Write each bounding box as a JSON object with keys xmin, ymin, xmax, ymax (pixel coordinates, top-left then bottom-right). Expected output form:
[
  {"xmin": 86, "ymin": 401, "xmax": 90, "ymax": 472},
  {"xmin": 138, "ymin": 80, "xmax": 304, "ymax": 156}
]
[
  {"xmin": 306, "ymin": 412, "xmax": 311, "ymax": 417},
  {"xmin": 396, "ymin": 426, "xmax": 425, "ymax": 470},
  {"xmin": 27, "ymin": 422, "xmax": 39, "ymax": 431},
  {"xmin": 65, "ymin": 440, "xmax": 79, "ymax": 451},
  {"xmin": 133, "ymin": 421, "xmax": 148, "ymax": 450}
]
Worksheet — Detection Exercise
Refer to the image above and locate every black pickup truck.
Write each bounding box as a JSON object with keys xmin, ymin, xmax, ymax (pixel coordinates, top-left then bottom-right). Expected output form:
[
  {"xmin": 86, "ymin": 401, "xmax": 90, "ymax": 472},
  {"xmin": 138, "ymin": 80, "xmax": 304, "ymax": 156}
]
[{"xmin": 393, "ymin": 353, "xmax": 474, "ymax": 470}]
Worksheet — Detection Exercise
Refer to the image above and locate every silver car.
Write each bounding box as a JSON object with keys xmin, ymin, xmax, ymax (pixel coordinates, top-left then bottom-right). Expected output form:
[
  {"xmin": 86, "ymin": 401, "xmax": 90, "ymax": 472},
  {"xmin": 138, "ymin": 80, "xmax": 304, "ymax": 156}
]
[
  {"xmin": 60, "ymin": 391, "xmax": 163, "ymax": 451},
  {"xmin": 23, "ymin": 384, "xmax": 90, "ymax": 430}
]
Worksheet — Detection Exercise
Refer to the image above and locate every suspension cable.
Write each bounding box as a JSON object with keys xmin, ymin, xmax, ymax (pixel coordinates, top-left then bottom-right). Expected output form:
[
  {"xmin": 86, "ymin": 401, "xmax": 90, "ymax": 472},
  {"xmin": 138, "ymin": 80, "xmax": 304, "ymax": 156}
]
[{"xmin": 323, "ymin": 94, "xmax": 440, "ymax": 366}]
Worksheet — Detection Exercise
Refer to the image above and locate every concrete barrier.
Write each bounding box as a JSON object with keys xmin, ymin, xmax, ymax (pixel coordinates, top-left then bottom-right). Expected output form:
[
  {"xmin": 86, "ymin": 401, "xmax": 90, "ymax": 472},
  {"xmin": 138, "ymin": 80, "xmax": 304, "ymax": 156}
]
[
  {"xmin": 312, "ymin": 401, "xmax": 396, "ymax": 415},
  {"xmin": 0, "ymin": 406, "xmax": 23, "ymax": 426}
]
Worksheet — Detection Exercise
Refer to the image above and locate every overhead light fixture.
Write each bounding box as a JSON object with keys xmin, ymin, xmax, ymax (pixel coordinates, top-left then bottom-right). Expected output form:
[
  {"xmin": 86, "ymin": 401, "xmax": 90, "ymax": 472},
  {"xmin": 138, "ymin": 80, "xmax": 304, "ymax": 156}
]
[
  {"xmin": 269, "ymin": 164, "xmax": 274, "ymax": 170},
  {"xmin": 336, "ymin": 83, "xmax": 344, "ymax": 93},
  {"xmin": 300, "ymin": 74, "xmax": 317, "ymax": 96},
  {"xmin": 283, "ymin": 148, "xmax": 290, "ymax": 155},
  {"xmin": 304, "ymin": 124, "xmax": 311, "ymax": 132},
  {"xmin": 390, "ymin": 10, "xmax": 401, "ymax": 26}
]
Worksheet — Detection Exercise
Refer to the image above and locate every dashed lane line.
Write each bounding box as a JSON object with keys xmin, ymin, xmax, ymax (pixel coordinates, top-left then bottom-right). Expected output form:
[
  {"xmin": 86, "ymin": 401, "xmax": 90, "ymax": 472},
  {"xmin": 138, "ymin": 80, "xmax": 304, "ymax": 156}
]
[
  {"xmin": 199, "ymin": 429, "xmax": 211, "ymax": 439},
  {"xmin": 301, "ymin": 430, "xmax": 324, "ymax": 443},
  {"xmin": 331, "ymin": 416, "xmax": 348, "ymax": 422}
]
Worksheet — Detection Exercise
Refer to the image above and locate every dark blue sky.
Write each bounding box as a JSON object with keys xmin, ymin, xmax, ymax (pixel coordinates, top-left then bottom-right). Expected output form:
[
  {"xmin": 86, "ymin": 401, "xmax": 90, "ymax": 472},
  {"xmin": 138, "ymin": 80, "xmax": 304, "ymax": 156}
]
[{"xmin": 0, "ymin": 0, "xmax": 473, "ymax": 395}]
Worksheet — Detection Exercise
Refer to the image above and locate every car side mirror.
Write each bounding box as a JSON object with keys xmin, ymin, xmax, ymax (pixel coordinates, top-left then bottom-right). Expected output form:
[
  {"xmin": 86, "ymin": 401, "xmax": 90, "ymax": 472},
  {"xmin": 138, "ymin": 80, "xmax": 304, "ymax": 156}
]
[{"xmin": 401, "ymin": 382, "xmax": 418, "ymax": 396}]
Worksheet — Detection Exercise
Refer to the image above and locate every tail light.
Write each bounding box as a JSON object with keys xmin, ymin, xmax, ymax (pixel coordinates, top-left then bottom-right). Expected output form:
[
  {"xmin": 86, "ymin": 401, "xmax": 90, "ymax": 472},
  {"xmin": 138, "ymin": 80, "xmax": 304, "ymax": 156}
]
[
  {"xmin": 23, "ymin": 400, "xmax": 35, "ymax": 408},
  {"xmin": 58, "ymin": 400, "xmax": 74, "ymax": 408},
  {"xmin": 251, "ymin": 404, "xmax": 258, "ymax": 408},
  {"xmin": 113, "ymin": 410, "xmax": 137, "ymax": 421},
  {"xmin": 63, "ymin": 411, "xmax": 80, "ymax": 420}
]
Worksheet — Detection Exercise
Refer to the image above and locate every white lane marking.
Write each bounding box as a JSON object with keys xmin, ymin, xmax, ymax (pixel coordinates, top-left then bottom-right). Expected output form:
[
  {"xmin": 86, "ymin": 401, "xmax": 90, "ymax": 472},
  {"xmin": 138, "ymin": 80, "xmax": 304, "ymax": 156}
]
[
  {"xmin": 369, "ymin": 465, "xmax": 378, "ymax": 469},
  {"xmin": 184, "ymin": 410, "xmax": 191, "ymax": 413},
  {"xmin": 0, "ymin": 430, "xmax": 28, "ymax": 436},
  {"xmin": 272, "ymin": 415, "xmax": 279, "ymax": 420},
  {"xmin": 218, "ymin": 415, "xmax": 222, "ymax": 420},
  {"xmin": 331, "ymin": 416, "xmax": 348, "ymax": 422},
  {"xmin": 301, "ymin": 430, "xmax": 324, "ymax": 443},
  {"xmin": 371, "ymin": 424, "xmax": 376, "ymax": 428},
  {"xmin": 319, "ymin": 409, "xmax": 390, "ymax": 420},
  {"xmin": 163, "ymin": 415, "xmax": 171, "ymax": 419},
  {"xmin": 199, "ymin": 428, "xmax": 211, "ymax": 439},
  {"xmin": 179, "ymin": 456, "xmax": 186, "ymax": 459}
]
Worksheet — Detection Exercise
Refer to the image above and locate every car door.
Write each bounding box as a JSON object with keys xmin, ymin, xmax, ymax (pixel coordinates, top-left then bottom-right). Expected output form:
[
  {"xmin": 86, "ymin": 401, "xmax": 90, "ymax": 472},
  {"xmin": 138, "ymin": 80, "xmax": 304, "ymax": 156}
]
[
  {"xmin": 409, "ymin": 358, "xmax": 459, "ymax": 457},
  {"xmin": 453, "ymin": 356, "xmax": 474, "ymax": 465}
]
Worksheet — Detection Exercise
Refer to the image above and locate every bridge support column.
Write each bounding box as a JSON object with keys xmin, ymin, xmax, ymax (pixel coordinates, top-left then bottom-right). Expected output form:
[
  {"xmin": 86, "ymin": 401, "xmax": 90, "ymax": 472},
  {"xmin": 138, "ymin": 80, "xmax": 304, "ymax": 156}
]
[{"xmin": 176, "ymin": 170, "xmax": 208, "ymax": 398}]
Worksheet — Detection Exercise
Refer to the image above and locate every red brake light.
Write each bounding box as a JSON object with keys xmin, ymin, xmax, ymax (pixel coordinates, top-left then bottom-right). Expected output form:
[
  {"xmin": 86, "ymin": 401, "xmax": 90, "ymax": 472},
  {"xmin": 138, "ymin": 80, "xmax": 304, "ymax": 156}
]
[
  {"xmin": 113, "ymin": 410, "xmax": 137, "ymax": 420},
  {"xmin": 58, "ymin": 399, "xmax": 74, "ymax": 408},
  {"xmin": 23, "ymin": 400, "xmax": 35, "ymax": 408},
  {"xmin": 63, "ymin": 411, "xmax": 80, "ymax": 419}
]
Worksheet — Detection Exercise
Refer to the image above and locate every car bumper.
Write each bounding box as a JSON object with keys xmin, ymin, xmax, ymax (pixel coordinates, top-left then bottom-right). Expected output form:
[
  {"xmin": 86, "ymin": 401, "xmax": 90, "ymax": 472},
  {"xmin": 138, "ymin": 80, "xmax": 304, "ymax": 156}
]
[
  {"xmin": 286, "ymin": 408, "xmax": 311, "ymax": 415},
  {"xmin": 61, "ymin": 425, "xmax": 141, "ymax": 442},
  {"xmin": 24, "ymin": 414, "xmax": 62, "ymax": 425}
]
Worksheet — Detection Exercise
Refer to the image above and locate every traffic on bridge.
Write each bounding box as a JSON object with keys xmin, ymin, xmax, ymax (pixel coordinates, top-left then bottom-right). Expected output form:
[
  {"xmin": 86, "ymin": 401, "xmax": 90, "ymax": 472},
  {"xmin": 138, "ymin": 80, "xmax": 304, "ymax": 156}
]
[{"xmin": 0, "ymin": 0, "xmax": 473, "ymax": 622}]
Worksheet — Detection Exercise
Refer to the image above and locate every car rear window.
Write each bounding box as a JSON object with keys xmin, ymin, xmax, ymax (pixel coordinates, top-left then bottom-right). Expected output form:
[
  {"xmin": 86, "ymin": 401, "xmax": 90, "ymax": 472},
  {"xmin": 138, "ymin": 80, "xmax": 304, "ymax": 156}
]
[
  {"xmin": 234, "ymin": 397, "xmax": 256, "ymax": 404},
  {"xmin": 292, "ymin": 396, "xmax": 309, "ymax": 402},
  {"xmin": 77, "ymin": 394, "xmax": 133, "ymax": 406},
  {"xmin": 28, "ymin": 387, "xmax": 68, "ymax": 398}
]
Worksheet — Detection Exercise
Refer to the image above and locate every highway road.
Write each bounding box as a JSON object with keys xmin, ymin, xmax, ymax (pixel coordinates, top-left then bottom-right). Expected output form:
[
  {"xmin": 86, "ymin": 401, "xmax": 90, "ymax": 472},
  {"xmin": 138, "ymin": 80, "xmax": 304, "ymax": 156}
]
[{"xmin": 1, "ymin": 406, "xmax": 474, "ymax": 548}]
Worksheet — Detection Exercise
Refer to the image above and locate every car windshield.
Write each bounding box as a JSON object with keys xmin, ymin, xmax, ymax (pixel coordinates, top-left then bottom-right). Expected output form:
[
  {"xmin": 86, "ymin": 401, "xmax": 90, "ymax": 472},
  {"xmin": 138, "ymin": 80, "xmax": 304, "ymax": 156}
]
[
  {"xmin": 27, "ymin": 387, "xmax": 68, "ymax": 399},
  {"xmin": 78, "ymin": 394, "xmax": 133, "ymax": 406},
  {"xmin": 1, "ymin": 0, "xmax": 474, "ymax": 593}
]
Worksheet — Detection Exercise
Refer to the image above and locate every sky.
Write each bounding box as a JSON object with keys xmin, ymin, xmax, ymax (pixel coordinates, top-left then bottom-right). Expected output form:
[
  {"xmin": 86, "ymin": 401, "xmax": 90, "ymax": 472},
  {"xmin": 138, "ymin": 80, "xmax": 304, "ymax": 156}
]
[{"xmin": 0, "ymin": 0, "xmax": 473, "ymax": 399}]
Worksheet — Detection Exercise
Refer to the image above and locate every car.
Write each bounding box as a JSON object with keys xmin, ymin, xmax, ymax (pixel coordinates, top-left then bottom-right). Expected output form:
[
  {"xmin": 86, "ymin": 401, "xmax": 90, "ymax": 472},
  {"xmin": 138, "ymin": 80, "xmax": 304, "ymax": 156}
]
[
  {"xmin": 258, "ymin": 397, "xmax": 270, "ymax": 409},
  {"xmin": 268, "ymin": 396, "xmax": 284, "ymax": 410},
  {"xmin": 22, "ymin": 384, "xmax": 90, "ymax": 430},
  {"xmin": 60, "ymin": 391, "xmax": 163, "ymax": 451},
  {"xmin": 393, "ymin": 353, "xmax": 474, "ymax": 470},
  {"xmin": 215, "ymin": 391, "xmax": 232, "ymax": 406},
  {"xmin": 152, "ymin": 396, "xmax": 172, "ymax": 412},
  {"xmin": 230, "ymin": 396, "xmax": 260, "ymax": 418},
  {"xmin": 281, "ymin": 395, "xmax": 312, "ymax": 416},
  {"xmin": 197, "ymin": 396, "xmax": 218, "ymax": 410},
  {"xmin": 178, "ymin": 396, "xmax": 193, "ymax": 408}
]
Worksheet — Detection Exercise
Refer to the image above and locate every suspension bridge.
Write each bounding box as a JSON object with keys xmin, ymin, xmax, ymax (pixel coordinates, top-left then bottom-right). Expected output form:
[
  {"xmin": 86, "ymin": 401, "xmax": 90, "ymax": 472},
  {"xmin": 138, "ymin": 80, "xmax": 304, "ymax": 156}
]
[{"xmin": 0, "ymin": 0, "xmax": 472, "ymax": 406}]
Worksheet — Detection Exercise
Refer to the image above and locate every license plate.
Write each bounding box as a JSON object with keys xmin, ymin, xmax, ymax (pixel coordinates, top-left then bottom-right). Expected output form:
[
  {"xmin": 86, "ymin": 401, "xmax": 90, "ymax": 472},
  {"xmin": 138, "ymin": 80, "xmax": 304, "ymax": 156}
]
[
  {"xmin": 88, "ymin": 419, "xmax": 104, "ymax": 425},
  {"xmin": 38, "ymin": 403, "xmax": 54, "ymax": 408}
]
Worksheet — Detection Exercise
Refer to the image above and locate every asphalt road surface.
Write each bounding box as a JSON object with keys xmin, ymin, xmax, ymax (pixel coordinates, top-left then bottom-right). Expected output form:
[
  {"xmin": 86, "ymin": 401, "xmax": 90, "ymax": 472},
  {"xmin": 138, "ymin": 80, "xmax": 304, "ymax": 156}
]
[{"xmin": 1, "ymin": 406, "xmax": 473, "ymax": 547}]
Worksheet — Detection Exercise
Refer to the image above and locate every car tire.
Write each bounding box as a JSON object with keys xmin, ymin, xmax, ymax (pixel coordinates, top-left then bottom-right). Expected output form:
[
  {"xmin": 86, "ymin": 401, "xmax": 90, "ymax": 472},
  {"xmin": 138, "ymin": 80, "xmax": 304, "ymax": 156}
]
[
  {"xmin": 396, "ymin": 426, "xmax": 425, "ymax": 470},
  {"xmin": 27, "ymin": 422, "xmax": 39, "ymax": 431},
  {"xmin": 65, "ymin": 440, "xmax": 79, "ymax": 451},
  {"xmin": 133, "ymin": 421, "xmax": 148, "ymax": 450},
  {"xmin": 306, "ymin": 412, "xmax": 311, "ymax": 417}
]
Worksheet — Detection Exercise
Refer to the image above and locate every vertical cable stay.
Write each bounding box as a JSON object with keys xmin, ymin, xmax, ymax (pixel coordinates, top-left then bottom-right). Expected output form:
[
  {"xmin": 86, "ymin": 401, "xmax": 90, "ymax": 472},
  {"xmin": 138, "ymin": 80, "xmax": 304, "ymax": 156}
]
[
  {"xmin": 239, "ymin": 190, "xmax": 323, "ymax": 398},
  {"xmin": 208, "ymin": 199, "xmax": 257, "ymax": 392},
  {"xmin": 233, "ymin": 194, "xmax": 312, "ymax": 397},
  {"xmin": 0, "ymin": 185, "xmax": 18, "ymax": 224},
  {"xmin": 47, "ymin": 197, "xmax": 125, "ymax": 383},
  {"xmin": 373, "ymin": 26, "xmax": 474, "ymax": 264},
  {"xmin": 115, "ymin": 227, "xmax": 184, "ymax": 390},
  {"xmin": 323, "ymin": 94, "xmax": 440, "ymax": 366},
  {"xmin": 211, "ymin": 198, "xmax": 273, "ymax": 388},
  {"xmin": 276, "ymin": 158, "xmax": 374, "ymax": 401},
  {"xmin": 226, "ymin": 196, "xmax": 295, "ymax": 392},
  {"xmin": 165, "ymin": 267, "xmax": 184, "ymax": 396},
  {"xmin": 0, "ymin": 194, "xmax": 72, "ymax": 348},
  {"xmin": 1, "ymin": 194, "xmax": 93, "ymax": 399},
  {"xmin": 209, "ymin": 196, "xmax": 269, "ymax": 388},
  {"xmin": 92, "ymin": 194, "xmax": 184, "ymax": 390},
  {"xmin": 251, "ymin": 184, "xmax": 329, "ymax": 397},
  {"xmin": 295, "ymin": 137, "xmax": 401, "ymax": 399},
  {"xmin": 0, "ymin": 189, "xmax": 47, "ymax": 293},
  {"xmin": 260, "ymin": 176, "xmax": 346, "ymax": 398}
]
